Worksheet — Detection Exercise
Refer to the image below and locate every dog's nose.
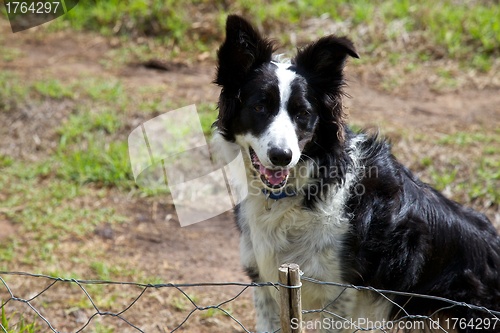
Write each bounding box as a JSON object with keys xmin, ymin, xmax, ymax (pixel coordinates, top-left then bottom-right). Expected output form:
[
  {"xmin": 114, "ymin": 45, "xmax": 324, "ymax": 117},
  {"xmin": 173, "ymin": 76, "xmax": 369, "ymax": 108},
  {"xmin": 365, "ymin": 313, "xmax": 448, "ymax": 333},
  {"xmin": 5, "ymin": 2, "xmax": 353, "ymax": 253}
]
[{"xmin": 268, "ymin": 147, "xmax": 293, "ymax": 167}]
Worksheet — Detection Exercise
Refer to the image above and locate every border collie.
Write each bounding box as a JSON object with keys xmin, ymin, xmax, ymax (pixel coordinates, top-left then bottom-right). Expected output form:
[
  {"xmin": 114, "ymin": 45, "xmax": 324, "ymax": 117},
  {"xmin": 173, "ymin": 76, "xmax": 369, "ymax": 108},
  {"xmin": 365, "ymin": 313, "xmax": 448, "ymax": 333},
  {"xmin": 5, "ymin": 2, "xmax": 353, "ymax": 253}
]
[{"xmin": 212, "ymin": 15, "xmax": 500, "ymax": 333}]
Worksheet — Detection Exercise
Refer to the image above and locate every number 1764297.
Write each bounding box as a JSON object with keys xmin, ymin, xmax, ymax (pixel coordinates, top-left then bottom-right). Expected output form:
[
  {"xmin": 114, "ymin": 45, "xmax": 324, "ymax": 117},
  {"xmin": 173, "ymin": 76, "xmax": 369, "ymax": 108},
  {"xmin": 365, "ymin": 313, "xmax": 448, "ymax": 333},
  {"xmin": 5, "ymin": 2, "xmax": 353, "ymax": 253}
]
[{"xmin": 5, "ymin": 1, "xmax": 61, "ymax": 14}]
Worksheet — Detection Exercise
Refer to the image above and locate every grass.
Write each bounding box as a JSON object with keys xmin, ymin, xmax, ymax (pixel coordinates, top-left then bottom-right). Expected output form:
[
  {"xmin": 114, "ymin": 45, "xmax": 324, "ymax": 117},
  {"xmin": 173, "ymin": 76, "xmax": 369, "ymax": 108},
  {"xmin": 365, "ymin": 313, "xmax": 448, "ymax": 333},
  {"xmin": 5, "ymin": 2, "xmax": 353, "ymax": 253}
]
[
  {"xmin": 58, "ymin": 107, "xmax": 122, "ymax": 146},
  {"xmin": 0, "ymin": 167, "xmax": 125, "ymax": 243},
  {"xmin": 402, "ymin": 128, "xmax": 500, "ymax": 210},
  {"xmin": 1, "ymin": 307, "xmax": 37, "ymax": 333},
  {"xmin": 1, "ymin": 47, "xmax": 23, "ymax": 62},
  {"xmin": 0, "ymin": 71, "xmax": 133, "ymax": 187},
  {"xmin": 438, "ymin": 131, "xmax": 498, "ymax": 146},
  {"xmin": 258, "ymin": 0, "xmax": 498, "ymax": 69},
  {"xmin": 76, "ymin": 78, "xmax": 127, "ymax": 105},
  {"xmin": 0, "ymin": 154, "xmax": 14, "ymax": 168},
  {"xmin": 59, "ymin": 148, "xmax": 128, "ymax": 185},
  {"xmin": 197, "ymin": 102, "xmax": 218, "ymax": 135},
  {"xmin": 59, "ymin": 0, "xmax": 191, "ymax": 40},
  {"xmin": 54, "ymin": 107, "xmax": 133, "ymax": 187},
  {"xmin": 0, "ymin": 71, "xmax": 30, "ymax": 112},
  {"xmin": 51, "ymin": 0, "xmax": 499, "ymax": 72},
  {"xmin": 0, "ymin": 74, "xmax": 131, "ymax": 269},
  {"xmin": 171, "ymin": 293, "xmax": 199, "ymax": 312},
  {"xmin": 32, "ymin": 77, "xmax": 127, "ymax": 105},
  {"xmin": 33, "ymin": 79, "xmax": 75, "ymax": 100},
  {"xmin": 433, "ymin": 130, "xmax": 500, "ymax": 205},
  {"xmin": 0, "ymin": 69, "xmax": 215, "ymax": 194}
]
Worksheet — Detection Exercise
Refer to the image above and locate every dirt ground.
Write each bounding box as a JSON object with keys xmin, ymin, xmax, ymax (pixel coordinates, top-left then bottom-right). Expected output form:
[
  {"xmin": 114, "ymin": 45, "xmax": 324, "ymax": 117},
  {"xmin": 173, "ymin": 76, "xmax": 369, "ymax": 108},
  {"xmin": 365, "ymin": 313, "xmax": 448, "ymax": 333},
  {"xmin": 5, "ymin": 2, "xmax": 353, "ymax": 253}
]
[{"xmin": 0, "ymin": 19, "xmax": 499, "ymax": 333}]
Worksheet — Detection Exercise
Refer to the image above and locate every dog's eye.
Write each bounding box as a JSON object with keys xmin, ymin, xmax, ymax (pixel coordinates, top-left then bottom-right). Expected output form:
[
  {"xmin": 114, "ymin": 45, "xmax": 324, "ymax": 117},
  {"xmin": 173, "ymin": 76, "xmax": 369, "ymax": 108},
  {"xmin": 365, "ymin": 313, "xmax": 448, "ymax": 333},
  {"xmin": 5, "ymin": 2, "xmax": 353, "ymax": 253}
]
[
  {"xmin": 295, "ymin": 110, "xmax": 310, "ymax": 120},
  {"xmin": 254, "ymin": 105, "xmax": 265, "ymax": 113}
]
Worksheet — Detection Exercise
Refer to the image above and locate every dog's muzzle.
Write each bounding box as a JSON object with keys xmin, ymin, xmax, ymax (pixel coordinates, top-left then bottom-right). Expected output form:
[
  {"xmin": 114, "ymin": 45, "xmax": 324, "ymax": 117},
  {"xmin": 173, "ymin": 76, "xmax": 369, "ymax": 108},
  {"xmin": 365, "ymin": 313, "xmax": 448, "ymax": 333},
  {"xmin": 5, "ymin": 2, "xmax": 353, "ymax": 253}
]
[{"xmin": 249, "ymin": 147, "xmax": 290, "ymax": 190}]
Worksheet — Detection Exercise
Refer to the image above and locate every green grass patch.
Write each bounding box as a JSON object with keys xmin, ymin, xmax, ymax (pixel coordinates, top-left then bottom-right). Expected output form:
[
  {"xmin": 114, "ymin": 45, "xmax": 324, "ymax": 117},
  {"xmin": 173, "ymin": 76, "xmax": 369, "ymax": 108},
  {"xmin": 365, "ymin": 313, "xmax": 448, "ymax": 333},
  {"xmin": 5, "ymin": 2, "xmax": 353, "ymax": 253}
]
[
  {"xmin": 434, "ymin": 129, "xmax": 500, "ymax": 205},
  {"xmin": 99, "ymin": 40, "xmax": 173, "ymax": 70},
  {"xmin": 465, "ymin": 156, "xmax": 500, "ymax": 204},
  {"xmin": 171, "ymin": 293, "xmax": 198, "ymax": 312},
  {"xmin": 1, "ymin": 71, "xmax": 142, "ymax": 191},
  {"xmin": 197, "ymin": 102, "xmax": 218, "ymax": 136},
  {"xmin": 419, "ymin": 3, "xmax": 499, "ymax": 64},
  {"xmin": 429, "ymin": 167, "xmax": 458, "ymax": 192},
  {"xmin": 90, "ymin": 261, "xmax": 114, "ymax": 281},
  {"xmin": 33, "ymin": 79, "xmax": 75, "ymax": 100},
  {"xmin": 1, "ymin": 175, "xmax": 115, "ymax": 240},
  {"xmin": 0, "ymin": 154, "xmax": 14, "ymax": 168},
  {"xmin": 58, "ymin": 0, "xmax": 192, "ymax": 44},
  {"xmin": 56, "ymin": 139, "xmax": 132, "ymax": 187},
  {"xmin": 94, "ymin": 322, "xmax": 115, "ymax": 333},
  {"xmin": 31, "ymin": 76, "xmax": 127, "ymax": 104},
  {"xmin": 438, "ymin": 131, "xmax": 497, "ymax": 146},
  {"xmin": 0, "ymin": 162, "xmax": 127, "ymax": 265},
  {"xmin": 1, "ymin": 307, "xmax": 37, "ymax": 333},
  {"xmin": 0, "ymin": 71, "xmax": 30, "ymax": 112},
  {"xmin": 54, "ymin": 106, "xmax": 132, "ymax": 188},
  {"xmin": 54, "ymin": 0, "xmax": 499, "ymax": 71},
  {"xmin": 1, "ymin": 47, "xmax": 23, "ymax": 62},
  {"xmin": 139, "ymin": 276, "xmax": 165, "ymax": 285},
  {"xmin": 0, "ymin": 71, "xmax": 128, "ymax": 116},
  {"xmin": 75, "ymin": 78, "xmax": 127, "ymax": 105},
  {"xmin": 0, "ymin": 193, "xmax": 127, "ymax": 272},
  {"xmin": 0, "ymin": 241, "xmax": 19, "ymax": 265},
  {"xmin": 239, "ymin": 0, "xmax": 499, "ymax": 70},
  {"xmin": 58, "ymin": 107, "xmax": 122, "ymax": 147}
]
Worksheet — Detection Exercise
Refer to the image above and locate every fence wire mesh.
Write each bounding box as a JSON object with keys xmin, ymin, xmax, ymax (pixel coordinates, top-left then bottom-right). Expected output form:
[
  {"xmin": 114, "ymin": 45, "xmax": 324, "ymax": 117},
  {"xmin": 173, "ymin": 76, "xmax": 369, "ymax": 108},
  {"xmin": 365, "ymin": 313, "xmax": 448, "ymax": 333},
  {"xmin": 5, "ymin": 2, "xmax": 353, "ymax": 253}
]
[
  {"xmin": 300, "ymin": 276, "xmax": 500, "ymax": 332},
  {"xmin": 0, "ymin": 271, "xmax": 499, "ymax": 333}
]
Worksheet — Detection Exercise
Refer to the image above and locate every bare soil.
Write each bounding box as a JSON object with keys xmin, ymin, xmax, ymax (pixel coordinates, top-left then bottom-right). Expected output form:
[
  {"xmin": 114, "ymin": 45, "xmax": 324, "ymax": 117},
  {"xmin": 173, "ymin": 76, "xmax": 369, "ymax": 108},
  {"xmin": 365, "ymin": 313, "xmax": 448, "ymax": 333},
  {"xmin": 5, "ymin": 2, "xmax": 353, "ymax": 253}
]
[{"xmin": 0, "ymin": 20, "xmax": 498, "ymax": 332}]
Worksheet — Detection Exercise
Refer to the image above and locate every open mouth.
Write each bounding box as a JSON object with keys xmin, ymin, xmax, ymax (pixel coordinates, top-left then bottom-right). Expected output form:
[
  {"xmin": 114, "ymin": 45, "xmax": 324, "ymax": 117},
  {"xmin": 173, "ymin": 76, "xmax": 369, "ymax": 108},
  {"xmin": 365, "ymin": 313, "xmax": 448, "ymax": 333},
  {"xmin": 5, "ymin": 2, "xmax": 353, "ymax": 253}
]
[{"xmin": 249, "ymin": 147, "xmax": 289, "ymax": 189}]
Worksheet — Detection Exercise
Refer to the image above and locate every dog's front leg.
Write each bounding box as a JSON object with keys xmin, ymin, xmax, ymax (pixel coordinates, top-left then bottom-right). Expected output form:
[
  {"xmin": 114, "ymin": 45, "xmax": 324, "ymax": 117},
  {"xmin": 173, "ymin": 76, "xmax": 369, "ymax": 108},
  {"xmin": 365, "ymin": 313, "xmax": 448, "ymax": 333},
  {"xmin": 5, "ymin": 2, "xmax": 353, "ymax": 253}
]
[
  {"xmin": 254, "ymin": 286, "xmax": 280, "ymax": 333},
  {"xmin": 317, "ymin": 288, "xmax": 361, "ymax": 333},
  {"xmin": 239, "ymin": 225, "xmax": 280, "ymax": 332}
]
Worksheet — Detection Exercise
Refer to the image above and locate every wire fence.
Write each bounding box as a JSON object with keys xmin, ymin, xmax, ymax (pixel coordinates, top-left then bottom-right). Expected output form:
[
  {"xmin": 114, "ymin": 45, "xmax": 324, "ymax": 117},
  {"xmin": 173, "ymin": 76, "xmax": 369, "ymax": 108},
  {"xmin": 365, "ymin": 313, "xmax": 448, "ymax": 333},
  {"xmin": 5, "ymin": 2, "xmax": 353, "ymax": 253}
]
[{"xmin": 1, "ymin": 269, "xmax": 499, "ymax": 333}]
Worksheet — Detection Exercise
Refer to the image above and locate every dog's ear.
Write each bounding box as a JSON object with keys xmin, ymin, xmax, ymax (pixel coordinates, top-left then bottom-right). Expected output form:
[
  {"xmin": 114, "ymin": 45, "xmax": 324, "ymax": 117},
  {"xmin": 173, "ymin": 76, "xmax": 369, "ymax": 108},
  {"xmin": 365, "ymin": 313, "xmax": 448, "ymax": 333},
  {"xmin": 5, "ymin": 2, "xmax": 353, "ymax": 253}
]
[
  {"xmin": 214, "ymin": 15, "xmax": 275, "ymax": 95},
  {"xmin": 294, "ymin": 36, "xmax": 358, "ymax": 148},
  {"xmin": 293, "ymin": 36, "xmax": 358, "ymax": 93}
]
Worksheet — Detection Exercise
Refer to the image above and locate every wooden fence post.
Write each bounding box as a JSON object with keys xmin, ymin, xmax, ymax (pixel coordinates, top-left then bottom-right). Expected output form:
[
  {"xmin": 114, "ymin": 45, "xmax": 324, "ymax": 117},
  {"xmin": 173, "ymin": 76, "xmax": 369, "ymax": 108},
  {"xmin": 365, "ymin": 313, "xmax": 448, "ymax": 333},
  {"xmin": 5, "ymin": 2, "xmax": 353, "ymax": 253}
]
[{"xmin": 279, "ymin": 263, "xmax": 302, "ymax": 333}]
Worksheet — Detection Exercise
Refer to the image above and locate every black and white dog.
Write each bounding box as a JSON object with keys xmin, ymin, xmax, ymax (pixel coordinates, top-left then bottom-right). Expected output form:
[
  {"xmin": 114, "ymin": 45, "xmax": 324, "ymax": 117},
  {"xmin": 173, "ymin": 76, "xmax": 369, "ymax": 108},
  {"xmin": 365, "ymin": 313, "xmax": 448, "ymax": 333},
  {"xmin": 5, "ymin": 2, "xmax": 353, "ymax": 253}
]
[{"xmin": 212, "ymin": 15, "xmax": 500, "ymax": 333}]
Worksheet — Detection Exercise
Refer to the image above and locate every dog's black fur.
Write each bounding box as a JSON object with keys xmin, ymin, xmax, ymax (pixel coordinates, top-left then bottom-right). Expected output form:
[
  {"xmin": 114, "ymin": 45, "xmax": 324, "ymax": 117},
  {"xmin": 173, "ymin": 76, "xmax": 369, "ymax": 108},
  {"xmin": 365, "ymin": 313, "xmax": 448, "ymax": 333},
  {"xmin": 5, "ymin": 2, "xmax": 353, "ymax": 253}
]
[
  {"xmin": 342, "ymin": 134, "xmax": 500, "ymax": 321},
  {"xmin": 213, "ymin": 15, "xmax": 500, "ymax": 332}
]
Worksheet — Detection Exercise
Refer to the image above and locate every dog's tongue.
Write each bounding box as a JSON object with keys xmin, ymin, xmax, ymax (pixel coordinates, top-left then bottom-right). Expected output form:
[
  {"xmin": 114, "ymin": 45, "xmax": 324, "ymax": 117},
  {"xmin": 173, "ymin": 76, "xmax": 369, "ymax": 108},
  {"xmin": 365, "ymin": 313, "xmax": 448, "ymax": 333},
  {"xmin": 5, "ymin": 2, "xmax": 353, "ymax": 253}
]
[{"xmin": 259, "ymin": 165, "xmax": 289, "ymax": 185}]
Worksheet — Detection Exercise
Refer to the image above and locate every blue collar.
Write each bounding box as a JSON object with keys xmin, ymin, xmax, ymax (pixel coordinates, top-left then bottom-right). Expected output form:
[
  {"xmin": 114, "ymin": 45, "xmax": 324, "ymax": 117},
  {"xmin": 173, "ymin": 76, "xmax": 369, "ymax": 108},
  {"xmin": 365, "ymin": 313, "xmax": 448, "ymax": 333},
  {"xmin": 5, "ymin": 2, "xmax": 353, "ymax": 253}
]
[{"xmin": 262, "ymin": 188, "xmax": 297, "ymax": 200}]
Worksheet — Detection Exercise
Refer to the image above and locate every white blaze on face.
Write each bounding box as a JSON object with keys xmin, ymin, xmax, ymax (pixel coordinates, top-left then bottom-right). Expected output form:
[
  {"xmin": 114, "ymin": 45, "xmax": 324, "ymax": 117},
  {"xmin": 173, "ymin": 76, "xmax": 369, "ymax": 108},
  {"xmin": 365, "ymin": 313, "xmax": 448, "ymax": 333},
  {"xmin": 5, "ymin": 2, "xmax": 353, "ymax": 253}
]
[
  {"xmin": 236, "ymin": 62, "xmax": 301, "ymax": 169},
  {"xmin": 255, "ymin": 62, "xmax": 300, "ymax": 168}
]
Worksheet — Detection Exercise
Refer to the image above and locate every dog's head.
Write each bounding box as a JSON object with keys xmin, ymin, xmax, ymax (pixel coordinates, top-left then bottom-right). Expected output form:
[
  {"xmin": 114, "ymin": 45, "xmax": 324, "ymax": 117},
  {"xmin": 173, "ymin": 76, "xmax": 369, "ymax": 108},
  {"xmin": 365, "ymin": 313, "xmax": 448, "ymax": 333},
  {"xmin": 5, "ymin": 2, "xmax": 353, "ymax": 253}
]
[{"xmin": 214, "ymin": 15, "xmax": 358, "ymax": 192}]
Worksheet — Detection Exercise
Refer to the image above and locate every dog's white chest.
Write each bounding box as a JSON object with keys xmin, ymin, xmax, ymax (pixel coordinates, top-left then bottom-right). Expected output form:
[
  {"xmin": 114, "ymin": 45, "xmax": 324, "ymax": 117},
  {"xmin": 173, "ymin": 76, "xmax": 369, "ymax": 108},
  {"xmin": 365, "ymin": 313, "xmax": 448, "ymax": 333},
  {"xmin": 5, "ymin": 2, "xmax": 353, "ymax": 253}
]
[{"xmin": 242, "ymin": 195, "xmax": 349, "ymax": 283}]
